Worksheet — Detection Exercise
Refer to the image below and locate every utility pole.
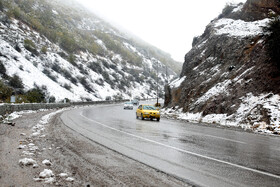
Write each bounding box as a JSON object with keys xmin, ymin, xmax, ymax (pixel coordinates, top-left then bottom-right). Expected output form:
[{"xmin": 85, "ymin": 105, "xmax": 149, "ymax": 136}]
[
  {"xmin": 165, "ymin": 65, "xmax": 168, "ymax": 84},
  {"xmin": 156, "ymin": 60, "xmax": 159, "ymax": 105}
]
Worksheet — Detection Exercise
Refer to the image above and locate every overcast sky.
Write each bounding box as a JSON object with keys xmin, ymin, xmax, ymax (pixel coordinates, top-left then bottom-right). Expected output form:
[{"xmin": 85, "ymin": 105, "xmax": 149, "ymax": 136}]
[{"xmin": 77, "ymin": 0, "xmax": 246, "ymax": 62}]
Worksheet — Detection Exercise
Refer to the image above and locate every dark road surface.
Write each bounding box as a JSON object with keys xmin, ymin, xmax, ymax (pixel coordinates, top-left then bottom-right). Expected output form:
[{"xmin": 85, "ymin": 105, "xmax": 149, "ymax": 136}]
[{"xmin": 60, "ymin": 102, "xmax": 280, "ymax": 187}]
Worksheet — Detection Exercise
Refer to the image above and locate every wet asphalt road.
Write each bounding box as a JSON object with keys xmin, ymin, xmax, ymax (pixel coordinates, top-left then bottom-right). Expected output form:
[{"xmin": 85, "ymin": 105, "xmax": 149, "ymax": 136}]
[{"xmin": 60, "ymin": 102, "xmax": 280, "ymax": 187}]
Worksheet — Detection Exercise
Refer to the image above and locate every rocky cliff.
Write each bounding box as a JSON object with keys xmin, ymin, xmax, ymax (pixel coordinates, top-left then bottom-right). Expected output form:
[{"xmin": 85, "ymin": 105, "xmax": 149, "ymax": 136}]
[{"xmin": 164, "ymin": 0, "xmax": 280, "ymax": 134}]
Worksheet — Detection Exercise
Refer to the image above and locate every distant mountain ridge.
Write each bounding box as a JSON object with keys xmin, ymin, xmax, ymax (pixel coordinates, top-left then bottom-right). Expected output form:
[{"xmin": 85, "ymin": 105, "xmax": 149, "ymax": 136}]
[
  {"xmin": 164, "ymin": 0, "xmax": 280, "ymax": 134},
  {"xmin": 0, "ymin": 0, "xmax": 181, "ymax": 102}
]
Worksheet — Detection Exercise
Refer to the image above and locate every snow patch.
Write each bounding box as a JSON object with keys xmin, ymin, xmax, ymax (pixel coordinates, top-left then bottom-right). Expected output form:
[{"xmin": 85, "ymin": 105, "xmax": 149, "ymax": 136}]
[
  {"xmin": 39, "ymin": 169, "xmax": 54, "ymax": 178},
  {"xmin": 19, "ymin": 158, "xmax": 37, "ymax": 166},
  {"xmin": 169, "ymin": 76, "xmax": 186, "ymax": 89},
  {"xmin": 42, "ymin": 159, "xmax": 52, "ymax": 166},
  {"xmin": 195, "ymin": 79, "xmax": 231, "ymax": 104},
  {"xmin": 232, "ymin": 4, "xmax": 243, "ymax": 13},
  {"xmin": 214, "ymin": 18, "xmax": 270, "ymax": 37}
]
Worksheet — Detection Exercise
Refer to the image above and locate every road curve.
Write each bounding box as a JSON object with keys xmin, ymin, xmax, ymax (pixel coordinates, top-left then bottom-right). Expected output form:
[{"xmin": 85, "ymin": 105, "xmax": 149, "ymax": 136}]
[{"xmin": 60, "ymin": 103, "xmax": 280, "ymax": 187}]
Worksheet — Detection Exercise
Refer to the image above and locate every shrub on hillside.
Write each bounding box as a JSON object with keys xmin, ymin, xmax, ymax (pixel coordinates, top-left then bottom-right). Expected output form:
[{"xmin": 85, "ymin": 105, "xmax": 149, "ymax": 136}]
[
  {"xmin": 60, "ymin": 32, "xmax": 79, "ymax": 53},
  {"xmin": 264, "ymin": 17, "xmax": 280, "ymax": 69},
  {"xmin": 52, "ymin": 64, "xmax": 62, "ymax": 73},
  {"xmin": 0, "ymin": 1, "xmax": 3, "ymax": 11},
  {"xmin": 113, "ymin": 93, "xmax": 123, "ymax": 100},
  {"xmin": 48, "ymin": 96, "xmax": 56, "ymax": 103},
  {"xmin": 101, "ymin": 59, "xmax": 110, "ymax": 69},
  {"xmin": 68, "ymin": 54, "xmax": 77, "ymax": 66},
  {"xmin": 88, "ymin": 62, "xmax": 103, "ymax": 73},
  {"xmin": 0, "ymin": 80, "xmax": 13, "ymax": 102},
  {"xmin": 96, "ymin": 78, "xmax": 104, "ymax": 86},
  {"xmin": 63, "ymin": 83, "xmax": 72, "ymax": 91},
  {"xmin": 41, "ymin": 46, "xmax": 47, "ymax": 54},
  {"xmin": 7, "ymin": 6, "xmax": 22, "ymax": 19},
  {"xmin": 78, "ymin": 64, "xmax": 88, "ymax": 75},
  {"xmin": 109, "ymin": 63, "xmax": 117, "ymax": 70},
  {"xmin": 111, "ymin": 72, "xmax": 118, "ymax": 80},
  {"xmin": 0, "ymin": 61, "xmax": 7, "ymax": 76},
  {"xmin": 24, "ymin": 39, "xmax": 39, "ymax": 56},
  {"xmin": 25, "ymin": 88, "xmax": 45, "ymax": 103},
  {"xmin": 9, "ymin": 74, "xmax": 24, "ymax": 89},
  {"xmin": 78, "ymin": 76, "xmax": 93, "ymax": 92},
  {"xmin": 43, "ymin": 68, "xmax": 57, "ymax": 82}
]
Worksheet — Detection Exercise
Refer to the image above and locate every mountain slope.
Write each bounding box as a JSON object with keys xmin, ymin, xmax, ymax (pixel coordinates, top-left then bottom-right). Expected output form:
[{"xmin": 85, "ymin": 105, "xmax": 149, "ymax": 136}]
[
  {"xmin": 164, "ymin": 0, "xmax": 280, "ymax": 134},
  {"xmin": 0, "ymin": 0, "xmax": 181, "ymax": 102}
]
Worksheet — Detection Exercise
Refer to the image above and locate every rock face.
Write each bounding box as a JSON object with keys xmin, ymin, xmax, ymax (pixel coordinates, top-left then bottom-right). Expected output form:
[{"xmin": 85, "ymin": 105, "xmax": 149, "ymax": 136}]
[{"xmin": 165, "ymin": 0, "xmax": 280, "ymax": 130}]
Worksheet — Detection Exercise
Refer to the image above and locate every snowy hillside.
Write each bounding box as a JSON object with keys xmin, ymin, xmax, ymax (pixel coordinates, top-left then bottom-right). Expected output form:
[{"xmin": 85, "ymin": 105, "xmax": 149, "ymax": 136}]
[
  {"xmin": 164, "ymin": 1, "xmax": 280, "ymax": 135},
  {"xmin": 0, "ymin": 0, "xmax": 179, "ymax": 102}
]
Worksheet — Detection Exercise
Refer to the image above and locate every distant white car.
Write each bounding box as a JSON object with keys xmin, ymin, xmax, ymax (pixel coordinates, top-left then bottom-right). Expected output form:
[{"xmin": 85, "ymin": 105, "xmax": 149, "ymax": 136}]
[
  {"xmin": 131, "ymin": 99, "xmax": 139, "ymax": 105},
  {"xmin": 124, "ymin": 102, "xmax": 133, "ymax": 110}
]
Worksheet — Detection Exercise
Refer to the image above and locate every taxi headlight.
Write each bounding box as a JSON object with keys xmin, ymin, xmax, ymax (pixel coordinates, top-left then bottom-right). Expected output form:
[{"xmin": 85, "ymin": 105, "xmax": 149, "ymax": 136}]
[{"xmin": 144, "ymin": 112, "xmax": 149, "ymax": 115}]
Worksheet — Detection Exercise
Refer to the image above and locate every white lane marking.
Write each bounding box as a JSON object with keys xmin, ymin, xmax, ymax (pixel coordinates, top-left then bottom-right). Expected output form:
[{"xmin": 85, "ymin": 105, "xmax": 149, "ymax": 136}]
[
  {"xmin": 80, "ymin": 112, "xmax": 280, "ymax": 179},
  {"xmin": 203, "ymin": 134, "xmax": 247, "ymax": 144}
]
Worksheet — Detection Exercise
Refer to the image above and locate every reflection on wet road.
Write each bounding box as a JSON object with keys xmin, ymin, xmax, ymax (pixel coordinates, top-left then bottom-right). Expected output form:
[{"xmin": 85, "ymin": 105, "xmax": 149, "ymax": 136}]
[{"xmin": 61, "ymin": 102, "xmax": 280, "ymax": 187}]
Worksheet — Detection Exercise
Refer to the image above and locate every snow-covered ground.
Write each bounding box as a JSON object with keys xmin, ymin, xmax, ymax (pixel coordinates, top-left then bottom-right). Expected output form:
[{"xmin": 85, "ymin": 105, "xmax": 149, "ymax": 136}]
[{"xmin": 0, "ymin": 14, "xmax": 173, "ymax": 102}]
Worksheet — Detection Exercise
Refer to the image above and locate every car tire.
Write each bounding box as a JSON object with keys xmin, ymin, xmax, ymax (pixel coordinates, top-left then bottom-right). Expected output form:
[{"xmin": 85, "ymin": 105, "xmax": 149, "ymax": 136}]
[
  {"xmin": 141, "ymin": 114, "xmax": 144, "ymax": 120},
  {"xmin": 157, "ymin": 118, "xmax": 160, "ymax": 122},
  {"xmin": 136, "ymin": 113, "xmax": 138, "ymax": 119}
]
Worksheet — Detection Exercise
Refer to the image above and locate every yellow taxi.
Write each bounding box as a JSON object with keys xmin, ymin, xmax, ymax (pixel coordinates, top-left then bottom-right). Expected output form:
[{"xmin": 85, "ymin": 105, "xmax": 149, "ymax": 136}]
[{"xmin": 136, "ymin": 104, "xmax": 160, "ymax": 121}]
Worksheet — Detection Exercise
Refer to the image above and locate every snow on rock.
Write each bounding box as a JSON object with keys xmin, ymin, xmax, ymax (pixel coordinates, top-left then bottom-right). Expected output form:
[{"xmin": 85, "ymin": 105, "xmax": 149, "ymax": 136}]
[
  {"xmin": 169, "ymin": 76, "xmax": 186, "ymax": 89},
  {"xmin": 21, "ymin": 151, "xmax": 35, "ymax": 156},
  {"xmin": 214, "ymin": 18, "xmax": 270, "ymax": 37},
  {"xmin": 65, "ymin": 177, "xmax": 75, "ymax": 182},
  {"xmin": 34, "ymin": 169, "xmax": 55, "ymax": 184},
  {"xmin": 202, "ymin": 114, "xmax": 228, "ymax": 125},
  {"xmin": 194, "ymin": 79, "xmax": 231, "ymax": 105},
  {"xmin": 162, "ymin": 92, "xmax": 280, "ymax": 135},
  {"xmin": 18, "ymin": 145, "xmax": 27, "ymax": 149},
  {"xmin": 229, "ymin": 93, "xmax": 280, "ymax": 133},
  {"xmin": 44, "ymin": 177, "xmax": 56, "ymax": 184},
  {"xmin": 39, "ymin": 169, "xmax": 54, "ymax": 178},
  {"xmin": 19, "ymin": 158, "xmax": 37, "ymax": 166},
  {"xmin": 232, "ymin": 4, "xmax": 243, "ymax": 13},
  {"xmin": 6, "ymin": 112, "xmax": 21, "ymax": 120},
  {"xmin": 28, "ymin": 143, "xmax": 39, "ymax": 152},
  {"xmin": 179, "ymin": 112, "xmax": 203, "ymax": 123},
  {"xmin": 42, "ymin": 159, "xmax": 52, "ymax": 166},
  {"xmin": 58, "ymin": 173, "xmax": 68, "ymax": 178}
]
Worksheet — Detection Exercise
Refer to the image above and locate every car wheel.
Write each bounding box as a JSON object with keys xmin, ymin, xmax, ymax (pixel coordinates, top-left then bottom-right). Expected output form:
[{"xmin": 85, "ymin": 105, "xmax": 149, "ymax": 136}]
[
  {"xmin": 157, "ymin": 118, "xmax": 160, "ymax": 122},
  {"xmin": 136, "ymin": 113, "xmax": 138, "ymax": 119},
  {"xmin": 141, "ymin": 114, "xmax": 144, "ymax": 120}
]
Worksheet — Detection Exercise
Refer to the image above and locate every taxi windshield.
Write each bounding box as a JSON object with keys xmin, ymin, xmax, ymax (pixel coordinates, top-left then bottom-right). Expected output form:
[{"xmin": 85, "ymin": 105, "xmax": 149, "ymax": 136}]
[{"xmin": 143, "ymin": 105, "xmax": 156, "ymax": 110}]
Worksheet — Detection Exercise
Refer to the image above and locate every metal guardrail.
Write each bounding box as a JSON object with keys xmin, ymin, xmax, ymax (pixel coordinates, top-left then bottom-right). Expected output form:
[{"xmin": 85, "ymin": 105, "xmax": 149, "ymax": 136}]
[{"xmin": 0, "ymin": 99, "xmax": 129, "ymax": 116}]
